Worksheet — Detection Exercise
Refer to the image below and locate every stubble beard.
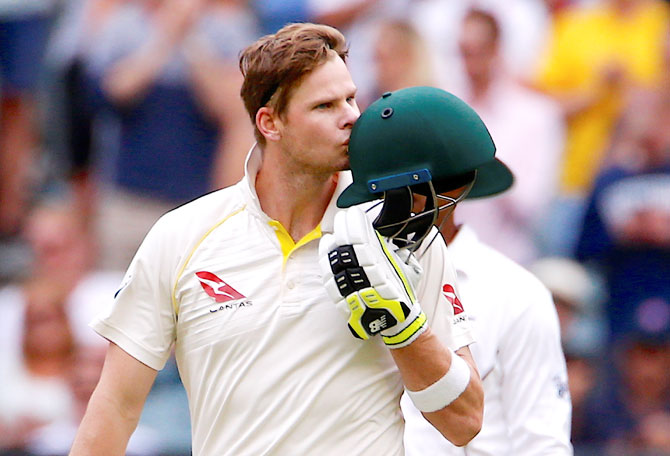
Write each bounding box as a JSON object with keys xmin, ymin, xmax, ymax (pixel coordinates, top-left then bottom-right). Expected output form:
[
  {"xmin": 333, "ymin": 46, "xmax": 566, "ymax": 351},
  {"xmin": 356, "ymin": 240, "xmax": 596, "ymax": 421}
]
[{"xmin": 299, "ymin": 145, "xmax": 350, "ymax": 175}]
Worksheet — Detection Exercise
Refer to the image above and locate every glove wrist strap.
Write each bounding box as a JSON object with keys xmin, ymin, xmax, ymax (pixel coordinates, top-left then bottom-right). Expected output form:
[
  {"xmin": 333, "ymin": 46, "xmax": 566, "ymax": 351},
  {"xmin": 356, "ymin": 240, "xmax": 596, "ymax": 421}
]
[{"xmin": 381, "ymin": 310, "xmax": 427, "ymax": 348}]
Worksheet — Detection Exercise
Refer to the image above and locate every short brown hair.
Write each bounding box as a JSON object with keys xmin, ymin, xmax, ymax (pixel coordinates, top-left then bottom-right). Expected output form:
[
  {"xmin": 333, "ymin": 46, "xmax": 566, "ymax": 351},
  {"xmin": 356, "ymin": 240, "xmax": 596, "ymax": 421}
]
[{"xmin": 239, "ymin": 23, "xmax": 349, "ymax": 144}]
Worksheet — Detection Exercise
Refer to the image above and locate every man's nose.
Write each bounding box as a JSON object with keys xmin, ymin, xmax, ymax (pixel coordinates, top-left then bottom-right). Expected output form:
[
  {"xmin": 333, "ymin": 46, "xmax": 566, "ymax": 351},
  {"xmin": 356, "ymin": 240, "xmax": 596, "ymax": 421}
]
[{"xmin": 343, "ymin": 101, "xmax": 360, "ymax": 128}]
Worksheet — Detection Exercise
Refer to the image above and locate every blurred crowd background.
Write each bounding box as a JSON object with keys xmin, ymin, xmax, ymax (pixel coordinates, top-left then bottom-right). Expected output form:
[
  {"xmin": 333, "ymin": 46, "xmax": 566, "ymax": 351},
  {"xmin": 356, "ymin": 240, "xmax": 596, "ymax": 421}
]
[{"xmin": 0, "ymin": 0, "xmax": 669, "ymax": 455}]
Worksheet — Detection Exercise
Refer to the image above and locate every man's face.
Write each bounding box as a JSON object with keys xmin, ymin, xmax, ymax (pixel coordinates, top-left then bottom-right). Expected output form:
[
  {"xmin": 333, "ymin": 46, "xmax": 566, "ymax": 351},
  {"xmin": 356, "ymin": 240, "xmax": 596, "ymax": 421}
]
[
  {"xmin": 373, "ymin": 27, "xmax": 412, "ymax": 91},
  {"xmin": 276, "ymin": 54, "xmax": 359, "ymax": 175},
  {"xmin": 412, "ymin": 185, "xmax": 470, "ymax": 228},
  {"xmin": 458, "ymin": 18, "xmax": 498, "ymax": 84}
]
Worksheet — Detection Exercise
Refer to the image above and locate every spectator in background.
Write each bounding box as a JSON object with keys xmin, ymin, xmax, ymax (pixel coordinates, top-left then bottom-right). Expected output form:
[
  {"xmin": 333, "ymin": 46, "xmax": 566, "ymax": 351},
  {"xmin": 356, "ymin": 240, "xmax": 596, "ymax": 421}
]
[
  {"xmin": 84, "ymin": 0, "xmax": 258, "ymax": 270},
  {"xmin": 368, "ymin": 19, "xmax": 436, "ymax": 108},
  {"xmin": 450, "ymin": 8, "xmax": 565, "ymax": 265},
  {"xmin": 5, "ymin": 198, "xmax": 111, "ymax": 346},
  {"xmin": 0, "ymin": 199, "xmax": 115, "ymax": 454},
  {"xmin": 575, "ymin": 35, "xmax": 670, "ymax": 344},
  {"xmin": 529, "ymin": 256, "xmax": 607, "ymax": 355},
  {"xmin": 0, "ymin": 0, "xmax": 56, "ymax": 238},
  {"xmin": 0, "ymin": 198, "xmax": 191, "ymax": 455},
  {"xmin": 0, "ymin": 0, "xmax": 57, "ymax": 283},
  {"xmin": 533, "ymin": 0, "xmax": 670, "ymax": 256},
  {"xmin": 26, "ymin": 344, "xmax": 162, "ymax": 456},
  {"xmin": 575, "ymin": 302, "xmax": 670, "ymax": 454},
  {"xmin": 408, "ymin": 0, "xmax": 552, "ymax": 92},
  {"xmin": 574, "ymin": 32, "xmax": 670, "ymax": 451},
  {"xmin": 41, "ymin": 0, "xmax": 123, "ymax": 225},
  {"xmin": 0, "ymin": 278, "xmax": 75, "ymax": 454},
  {"xmin": 308, "ymin": 0, "xmax": 411, "ymax": 106}
]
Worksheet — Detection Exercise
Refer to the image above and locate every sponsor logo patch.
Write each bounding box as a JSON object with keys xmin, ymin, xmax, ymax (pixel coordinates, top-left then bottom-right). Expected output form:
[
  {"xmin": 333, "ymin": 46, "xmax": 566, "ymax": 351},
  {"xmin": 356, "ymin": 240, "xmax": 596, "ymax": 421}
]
[
  {"xmin": 196, "ymin": 271, "xmax": 253, "ymax": 314},
  {"xmin": 442, "ymin": 284, "xmax": 464, "ymax": 315},
  {"xmin": 196, "ymin": 271, "xmax": 245, "ymax": 303}
]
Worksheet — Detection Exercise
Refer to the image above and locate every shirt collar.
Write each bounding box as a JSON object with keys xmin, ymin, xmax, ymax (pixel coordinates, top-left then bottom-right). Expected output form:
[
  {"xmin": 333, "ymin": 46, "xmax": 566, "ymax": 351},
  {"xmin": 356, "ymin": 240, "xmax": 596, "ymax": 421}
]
[
  {"xmin": 240, "ymin": 143, "xmax": 263, "ymax": 215},
  {"xmin": 321, "ymin": 171, "xmax": 353, "ymax": 233},
  {"xmin": 448, "ymin": 224, "xmax": 480, "ymax": 278}
]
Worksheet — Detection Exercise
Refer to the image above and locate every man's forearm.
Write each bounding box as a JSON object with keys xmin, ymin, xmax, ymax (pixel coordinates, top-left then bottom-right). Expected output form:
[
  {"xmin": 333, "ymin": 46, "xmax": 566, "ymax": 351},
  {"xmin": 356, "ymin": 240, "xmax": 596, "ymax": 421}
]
[
  {"xmin": 70, "ymin": 343, "xmax": 158, "ymax": 455},
  {"xmin": 391, "ymin": 328, "xmax": 484, "ymax": 446},
  {"xmin": 69, "ymin": 388, "xmax": 139, "ymax": 455}
]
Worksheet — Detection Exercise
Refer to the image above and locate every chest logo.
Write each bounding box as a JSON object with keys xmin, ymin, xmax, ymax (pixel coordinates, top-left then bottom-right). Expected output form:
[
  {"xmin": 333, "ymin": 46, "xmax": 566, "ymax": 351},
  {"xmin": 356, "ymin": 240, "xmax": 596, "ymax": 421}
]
[
  {"xmin": 442, "ymin": 284, "xmax": 464, "ymax": 315},
  {"xmin": 196, "ymin": 271, "xmax": 245, "ymax": 303}
]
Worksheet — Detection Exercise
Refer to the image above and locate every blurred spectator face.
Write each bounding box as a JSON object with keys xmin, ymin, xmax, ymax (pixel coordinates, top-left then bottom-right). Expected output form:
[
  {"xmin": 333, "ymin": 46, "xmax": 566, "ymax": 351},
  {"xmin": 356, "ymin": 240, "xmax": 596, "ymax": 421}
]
[
  {"xmin": 458, "ymin": 11, "xmax": 500, "ymax": 86},
  {"xmin": 622, "ymin": 341, "xmax": 670, "ymax": 401},
  {"xmin": 565, "ymin": 356, "xmax": 596, "ymax": 408},
  {"xmin": 543, "ymin": 0, "xmax": 572, "ymax": 14},
  {"xmin": 373, "ymin": 21, "xmax": 432, "ymax": 94},
  {"xmin": 22, "ymin": 282, "xmax": 75, "ymax": 363},
  {"xmin": 636, "ymin": 89, "xmax": 670, "ymax": 167},
  {"xmin": 23, "ymin": 203, "xmax": 93, "ymax": 287},
  {"xmin": 636, "ymin": 411, "xmax": 670, "ymax": 451},
  {"xmin": 373, "ymin": 23, "xmax": 414, "ymax": 91}
]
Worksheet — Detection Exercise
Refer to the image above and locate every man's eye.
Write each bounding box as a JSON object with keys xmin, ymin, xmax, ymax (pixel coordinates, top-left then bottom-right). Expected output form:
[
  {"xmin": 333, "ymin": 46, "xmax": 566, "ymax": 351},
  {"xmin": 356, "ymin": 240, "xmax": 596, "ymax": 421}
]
[{"xmin": 317, "ymin": 103, "xmax": 332, "ymax": 109}]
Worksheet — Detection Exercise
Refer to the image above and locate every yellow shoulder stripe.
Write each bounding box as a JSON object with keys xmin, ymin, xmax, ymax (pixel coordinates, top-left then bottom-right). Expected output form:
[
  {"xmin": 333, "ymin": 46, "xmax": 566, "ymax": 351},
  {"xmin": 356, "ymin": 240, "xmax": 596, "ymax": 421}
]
[{"xmin": 171, "ymin": 205, "xmax": 246, "ymax": 315}]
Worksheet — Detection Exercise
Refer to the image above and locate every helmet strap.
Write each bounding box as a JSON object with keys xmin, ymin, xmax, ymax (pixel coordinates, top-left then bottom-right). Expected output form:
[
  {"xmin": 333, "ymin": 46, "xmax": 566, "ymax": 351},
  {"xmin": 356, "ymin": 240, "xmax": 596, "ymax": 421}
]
[
  {"xmin": 371, "ymin": 182, "xmax": 439, "ymax": 252},
  {"xmin": 368, "ymin": 172, "xmax": 476, "ymax": 257},
  {"xmin": 371, "ymin": 187, "xmax": 413, "ymax": 239},
  {"xmin": 418, "ymin": 177, "xmax": 477, "ymax": 256}
]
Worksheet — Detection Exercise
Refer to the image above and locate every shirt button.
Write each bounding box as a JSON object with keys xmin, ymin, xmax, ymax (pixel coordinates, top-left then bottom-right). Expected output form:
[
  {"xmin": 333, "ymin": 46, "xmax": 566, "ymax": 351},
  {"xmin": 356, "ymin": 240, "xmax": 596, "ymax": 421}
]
[{"xmin": 286, "ymin": 281, "xmax": 295, "ymax": 289}]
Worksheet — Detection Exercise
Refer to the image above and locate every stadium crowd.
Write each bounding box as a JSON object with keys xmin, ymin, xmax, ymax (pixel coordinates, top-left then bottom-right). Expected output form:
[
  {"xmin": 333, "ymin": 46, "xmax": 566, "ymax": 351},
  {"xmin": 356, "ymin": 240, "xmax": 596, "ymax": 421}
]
[{"xmin": 0, "ymin": 0, "xmax": 669, "ymax": 454}]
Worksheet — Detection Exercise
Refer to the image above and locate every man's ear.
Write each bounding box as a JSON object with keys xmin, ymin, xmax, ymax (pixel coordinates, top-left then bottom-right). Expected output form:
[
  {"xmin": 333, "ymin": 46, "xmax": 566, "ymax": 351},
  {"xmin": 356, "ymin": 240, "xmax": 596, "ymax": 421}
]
[{"xmin": 256, "ymin": 106, "xmax": 281, "ymax": 142}]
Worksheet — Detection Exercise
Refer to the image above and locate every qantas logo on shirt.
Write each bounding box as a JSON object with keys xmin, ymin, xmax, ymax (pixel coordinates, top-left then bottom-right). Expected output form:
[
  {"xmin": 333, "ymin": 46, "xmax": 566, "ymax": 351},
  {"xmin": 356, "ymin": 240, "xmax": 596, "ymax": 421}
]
[
  {"xmin": 442, "ymin": 284, "xmax": 464, "ymax": 315},
  {"xmin": 196, "ymin": 271, "xmax": 245, "ymax": 303}
]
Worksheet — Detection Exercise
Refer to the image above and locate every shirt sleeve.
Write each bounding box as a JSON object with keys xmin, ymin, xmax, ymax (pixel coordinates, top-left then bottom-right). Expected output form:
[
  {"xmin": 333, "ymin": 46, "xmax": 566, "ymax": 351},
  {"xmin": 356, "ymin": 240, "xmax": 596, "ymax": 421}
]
[
  {"xmin": 417, "ymin": 229, "xmax": 474, "ymax": 350},
  {"xmin": 499, "ymin": 284, "xmax": 573, "ymax": 455},
  {"xmin": 90, "ymin": 215, "xmax": 177, "ymax": 370}
]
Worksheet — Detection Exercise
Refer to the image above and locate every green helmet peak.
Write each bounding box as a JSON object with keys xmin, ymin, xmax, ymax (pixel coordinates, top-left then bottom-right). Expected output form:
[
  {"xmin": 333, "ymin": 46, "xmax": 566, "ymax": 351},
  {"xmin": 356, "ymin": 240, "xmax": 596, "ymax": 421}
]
[{"xmin": 337, "ymin": 86, "xmax": 513, "ymax": 208}]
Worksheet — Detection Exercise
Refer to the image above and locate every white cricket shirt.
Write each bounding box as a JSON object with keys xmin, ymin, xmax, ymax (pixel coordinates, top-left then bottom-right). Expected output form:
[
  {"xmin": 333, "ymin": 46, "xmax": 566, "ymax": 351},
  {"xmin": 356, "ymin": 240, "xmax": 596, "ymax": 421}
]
[
  {"xmin": 403, "ymin": 225, "xmax": 573, "ymax": 455},
  {"xmin": 92, "ymin": 146, "xmax": 472, "ymax": 456}
]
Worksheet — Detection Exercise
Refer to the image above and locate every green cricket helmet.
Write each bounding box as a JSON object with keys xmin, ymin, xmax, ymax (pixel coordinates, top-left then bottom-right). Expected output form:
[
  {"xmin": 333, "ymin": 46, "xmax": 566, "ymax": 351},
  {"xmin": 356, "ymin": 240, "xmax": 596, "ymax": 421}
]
[{"xmin": 339, "ymin": 86, "xmax": 513, "ymax": 248}]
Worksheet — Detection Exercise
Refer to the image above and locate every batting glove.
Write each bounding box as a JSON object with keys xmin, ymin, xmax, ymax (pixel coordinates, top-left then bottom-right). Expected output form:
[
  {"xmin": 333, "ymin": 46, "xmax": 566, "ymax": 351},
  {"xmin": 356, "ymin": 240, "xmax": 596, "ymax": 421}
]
[{"xmin": 319, "ymin": 207, "xmax": 427, "ymax": 348}]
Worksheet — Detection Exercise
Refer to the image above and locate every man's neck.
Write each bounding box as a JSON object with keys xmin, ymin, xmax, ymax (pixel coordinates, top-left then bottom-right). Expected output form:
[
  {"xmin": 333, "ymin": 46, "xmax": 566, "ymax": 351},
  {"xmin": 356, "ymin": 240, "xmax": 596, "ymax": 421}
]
[
  {"xmin": 255, "ymin": 151, "xmax": 338, "ymax": 241},
  {"xmin": 468, "ymin": 75, "xmax": 492, "ymax": 103},
  {"xmin": 437, "ymin": 212, "xmax": 461, "ymax": 244}
]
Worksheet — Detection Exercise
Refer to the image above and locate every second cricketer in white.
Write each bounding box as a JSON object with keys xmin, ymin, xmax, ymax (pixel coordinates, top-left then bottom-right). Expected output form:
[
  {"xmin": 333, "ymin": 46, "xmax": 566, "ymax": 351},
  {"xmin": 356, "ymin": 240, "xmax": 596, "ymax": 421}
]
[{"xmin": 402, "ymin": 224, "xmax": 573, "ymax": 455}]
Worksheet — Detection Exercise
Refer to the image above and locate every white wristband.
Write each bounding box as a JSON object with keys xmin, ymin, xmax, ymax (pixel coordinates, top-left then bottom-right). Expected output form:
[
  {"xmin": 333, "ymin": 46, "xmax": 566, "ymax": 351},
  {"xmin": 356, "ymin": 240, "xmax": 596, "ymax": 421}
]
[{"xmin": 406, "ymin": 351, "xmax": 471, "ymax": 413}]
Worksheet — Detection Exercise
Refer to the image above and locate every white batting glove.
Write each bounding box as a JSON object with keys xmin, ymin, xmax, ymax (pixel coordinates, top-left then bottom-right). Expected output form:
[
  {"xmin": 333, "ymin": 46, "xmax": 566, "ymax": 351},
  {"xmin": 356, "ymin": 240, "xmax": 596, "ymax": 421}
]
[{"xmin": 319, "ymin": 206, "xmax": 427, "ymax": 348}]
